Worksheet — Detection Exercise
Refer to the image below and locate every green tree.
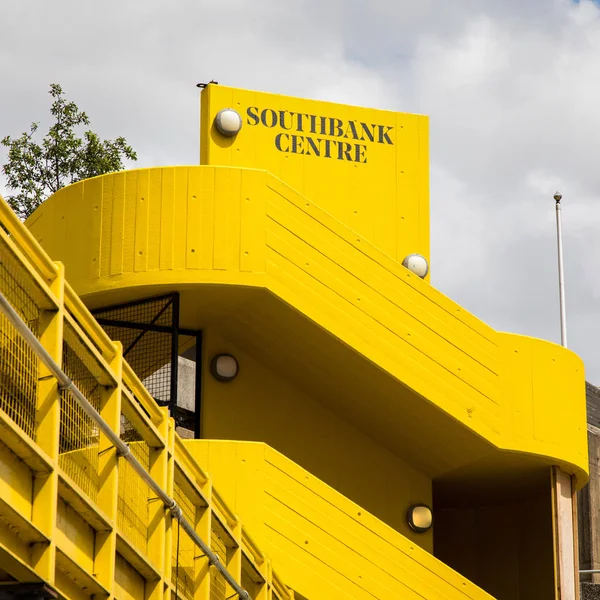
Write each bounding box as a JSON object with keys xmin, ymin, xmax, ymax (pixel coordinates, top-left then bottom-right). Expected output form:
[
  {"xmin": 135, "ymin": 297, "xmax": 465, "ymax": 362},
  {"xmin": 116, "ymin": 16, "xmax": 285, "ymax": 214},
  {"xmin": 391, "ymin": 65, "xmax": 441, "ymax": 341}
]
[{"xmin": 1, "ymin": 83, "xmax": 137, "ymax": 219}]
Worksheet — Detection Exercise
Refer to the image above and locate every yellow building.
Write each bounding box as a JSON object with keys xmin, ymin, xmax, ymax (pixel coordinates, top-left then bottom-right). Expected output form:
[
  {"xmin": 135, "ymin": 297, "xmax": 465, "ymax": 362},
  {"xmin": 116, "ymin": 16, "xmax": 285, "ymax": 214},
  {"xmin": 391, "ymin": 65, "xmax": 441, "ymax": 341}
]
[{"xmin": 0, "ymin": 84, "xmax": 588, "ymax": 600}]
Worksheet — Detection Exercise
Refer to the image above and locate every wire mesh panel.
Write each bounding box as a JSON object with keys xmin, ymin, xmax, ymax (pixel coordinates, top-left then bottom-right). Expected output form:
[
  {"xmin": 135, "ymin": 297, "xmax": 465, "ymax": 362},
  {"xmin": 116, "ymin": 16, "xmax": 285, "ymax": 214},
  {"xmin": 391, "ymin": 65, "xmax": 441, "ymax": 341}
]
[
  {"xmin": 93, "ymin": 294, "xmax": 203, "ymax": 438},
  {"xmin": 0, "ymin": 238, "xmax": 50, "ymax": 440},
  {"xmin": 172, "ymin": 474, "xmax": 197, "ymax": 600},
  {"xmin": 117, "ymin": 413, "xmax": 153, "ymax": 555},
  {"xmin": 93, "ymin": 295, "xmax": 177, "ymax": 407},
  {"xmin": 59, "ymin": 320, "xmax": 106, "ymax": 501}
]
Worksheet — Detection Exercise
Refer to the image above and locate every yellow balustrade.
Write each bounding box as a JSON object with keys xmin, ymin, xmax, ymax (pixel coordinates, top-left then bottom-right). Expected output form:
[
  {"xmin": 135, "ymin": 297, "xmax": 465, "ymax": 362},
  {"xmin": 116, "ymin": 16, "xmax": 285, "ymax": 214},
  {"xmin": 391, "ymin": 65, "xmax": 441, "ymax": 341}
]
[{"xmin": 0, "ymin": 193, "xmax": 292, "ymax": 600}]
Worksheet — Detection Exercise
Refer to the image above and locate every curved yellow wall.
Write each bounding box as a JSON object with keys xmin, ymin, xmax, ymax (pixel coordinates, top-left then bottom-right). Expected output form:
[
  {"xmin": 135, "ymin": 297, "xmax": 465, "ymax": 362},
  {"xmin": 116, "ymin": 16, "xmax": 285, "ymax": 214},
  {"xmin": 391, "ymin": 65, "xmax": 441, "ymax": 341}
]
[{"xmin": 26, "ymin": 166, "xmax": 588, "ymax": 485}]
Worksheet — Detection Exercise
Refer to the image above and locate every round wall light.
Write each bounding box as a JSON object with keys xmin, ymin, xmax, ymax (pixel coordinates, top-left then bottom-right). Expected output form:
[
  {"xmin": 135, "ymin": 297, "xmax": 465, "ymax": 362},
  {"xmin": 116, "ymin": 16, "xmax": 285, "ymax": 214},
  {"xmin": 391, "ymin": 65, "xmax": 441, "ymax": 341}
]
[
  {"xmin": 402, "ymin": 253, "xmax": 429, "ymax": 278},
  {"xmin": 214, "ymin": 108, "xmax": 243, "ymax": 137},
  {"xmin": 210, "ymin": 354, "xmax": 239, "ymax": 382},
  {"xmin": 407, "ymin": 504, "xmax": 433, "ymax": 533}
]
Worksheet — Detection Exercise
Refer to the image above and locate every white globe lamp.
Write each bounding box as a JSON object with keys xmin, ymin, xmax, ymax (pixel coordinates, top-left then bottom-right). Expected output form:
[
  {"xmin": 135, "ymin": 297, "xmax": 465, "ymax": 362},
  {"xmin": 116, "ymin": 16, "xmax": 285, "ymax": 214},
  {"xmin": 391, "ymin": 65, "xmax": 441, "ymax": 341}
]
[
  {"xmin": 210, "ymin": 354, "xmax": 239, "ymax": 382},
  {"xmin": 402, "ymin": 254, "xmax": 429, "ymax": 278},
  {"xmin": 214, "ymin": 108, "xmax": 243, "ymax": 137}
]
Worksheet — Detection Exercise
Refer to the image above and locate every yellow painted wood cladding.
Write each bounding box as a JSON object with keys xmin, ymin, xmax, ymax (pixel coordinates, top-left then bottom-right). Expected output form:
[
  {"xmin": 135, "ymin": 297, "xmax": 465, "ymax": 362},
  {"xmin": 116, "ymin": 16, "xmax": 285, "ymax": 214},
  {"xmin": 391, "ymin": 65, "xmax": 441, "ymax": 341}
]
[
  {"xmin": 27, "ymin": 165, "xmax": 588, "ymax": 486},
  {"xmin": 200, "ymin": 85, "xmax": 430, "ymax": 270}
]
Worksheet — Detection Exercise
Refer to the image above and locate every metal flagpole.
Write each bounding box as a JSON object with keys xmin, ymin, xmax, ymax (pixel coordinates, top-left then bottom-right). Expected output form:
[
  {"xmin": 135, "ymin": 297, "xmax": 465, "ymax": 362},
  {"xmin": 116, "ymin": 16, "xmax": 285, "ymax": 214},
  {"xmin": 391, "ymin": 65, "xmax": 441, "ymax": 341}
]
[
  {"xmin": 554, "ymin": 191, "xmax": 567, "ymax": 348},
  {"xmin": 552, "ymin": 192, "xmax": 579, "ymax": 599}
]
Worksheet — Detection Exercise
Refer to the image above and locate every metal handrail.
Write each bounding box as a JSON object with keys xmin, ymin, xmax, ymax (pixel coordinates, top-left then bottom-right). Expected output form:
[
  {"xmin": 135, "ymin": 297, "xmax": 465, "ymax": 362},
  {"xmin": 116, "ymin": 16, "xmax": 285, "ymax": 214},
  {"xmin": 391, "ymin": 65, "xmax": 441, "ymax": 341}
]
[{"xmin": 0, "ymin": 292, "xmax": 249, "ymax": 600}]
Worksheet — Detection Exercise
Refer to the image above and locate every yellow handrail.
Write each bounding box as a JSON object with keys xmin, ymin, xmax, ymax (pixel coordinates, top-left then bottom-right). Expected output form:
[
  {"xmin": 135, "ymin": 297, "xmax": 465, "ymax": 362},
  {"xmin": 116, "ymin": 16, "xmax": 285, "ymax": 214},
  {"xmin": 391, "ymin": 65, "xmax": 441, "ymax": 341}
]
[{"xmin": 0, "ymin": 200, "xmax": 58, "ymax": 283}]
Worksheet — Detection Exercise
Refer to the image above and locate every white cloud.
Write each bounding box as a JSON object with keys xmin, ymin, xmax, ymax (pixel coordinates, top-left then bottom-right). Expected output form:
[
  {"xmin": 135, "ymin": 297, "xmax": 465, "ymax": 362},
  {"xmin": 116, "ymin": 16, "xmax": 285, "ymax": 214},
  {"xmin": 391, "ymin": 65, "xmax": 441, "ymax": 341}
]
[{"xmin": 2, "ymin": 0, "xmax": 600, "ymax": 378}]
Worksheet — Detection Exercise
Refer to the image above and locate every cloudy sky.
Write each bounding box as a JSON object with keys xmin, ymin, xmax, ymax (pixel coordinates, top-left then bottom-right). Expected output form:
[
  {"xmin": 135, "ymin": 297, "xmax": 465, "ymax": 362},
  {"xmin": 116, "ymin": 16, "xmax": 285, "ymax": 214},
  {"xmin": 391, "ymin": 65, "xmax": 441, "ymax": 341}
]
[{"xmin": 1, "ymin": 0, "xmax": 600, "ymax": 381}]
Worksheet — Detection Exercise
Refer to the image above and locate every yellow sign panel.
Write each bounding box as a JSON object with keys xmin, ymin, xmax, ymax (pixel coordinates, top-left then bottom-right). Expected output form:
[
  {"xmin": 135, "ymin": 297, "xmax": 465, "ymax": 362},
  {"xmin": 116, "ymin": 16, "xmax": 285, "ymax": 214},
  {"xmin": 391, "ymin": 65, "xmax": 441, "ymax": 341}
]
[{"xmin": 200, "ymin": 84, "xmax": 429, "ymax": 267}]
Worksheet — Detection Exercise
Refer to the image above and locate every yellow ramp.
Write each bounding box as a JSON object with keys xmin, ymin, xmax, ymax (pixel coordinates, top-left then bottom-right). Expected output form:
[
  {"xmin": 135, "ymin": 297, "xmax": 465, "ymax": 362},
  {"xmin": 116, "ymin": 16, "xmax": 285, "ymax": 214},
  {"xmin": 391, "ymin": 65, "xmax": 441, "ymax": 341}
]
[{"xmin": 187, "ymin": 440, "xmax": 494, "ymax": 600}]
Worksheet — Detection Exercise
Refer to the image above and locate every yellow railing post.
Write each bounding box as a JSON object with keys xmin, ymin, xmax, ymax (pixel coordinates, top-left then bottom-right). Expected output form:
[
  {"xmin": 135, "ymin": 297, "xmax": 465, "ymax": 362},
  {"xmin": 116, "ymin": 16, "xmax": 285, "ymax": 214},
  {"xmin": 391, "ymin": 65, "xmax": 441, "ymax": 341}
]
[
  {"xmin": 197, "ymin": 484, "xmax": 213, "ymax": 600},
  {"xmin": 146, "ymin": 406, "xmax": 169, "ymax": 600},
  {"xmin": 30, "ymin": 261, "xmax": 64, "ymax": 583},
  {"xmin": 94, "ymin": 340, "xmax": 123, "ymax": 593},
  {"xmin": 230, "ymin": 519, "xmax": 243, "ymax": 594},
  {"xmin": 165, "ymin": 414, "xmax": 176, "ymax": 598},
  {"xmin": 265, "ymin": 560, "xmax": 274, "ymax": 600}
]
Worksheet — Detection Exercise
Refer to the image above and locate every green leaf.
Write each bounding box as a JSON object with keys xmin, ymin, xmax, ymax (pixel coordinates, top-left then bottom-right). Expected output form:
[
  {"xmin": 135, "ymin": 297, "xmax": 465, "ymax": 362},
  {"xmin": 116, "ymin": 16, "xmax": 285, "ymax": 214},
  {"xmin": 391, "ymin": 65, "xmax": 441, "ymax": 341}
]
[{"xmin": 1, "ymin": 83, "xmax": 138, "ymax": 219}]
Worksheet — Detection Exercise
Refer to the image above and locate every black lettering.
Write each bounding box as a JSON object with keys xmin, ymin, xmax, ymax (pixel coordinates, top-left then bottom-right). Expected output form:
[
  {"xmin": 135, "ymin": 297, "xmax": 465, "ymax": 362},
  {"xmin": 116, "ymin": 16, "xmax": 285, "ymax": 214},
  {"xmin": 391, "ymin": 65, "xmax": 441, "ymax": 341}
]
[
  {"xmin": 291, "ymin": 135, "xmax": 304, "ymax": 154},
  {"xmin": 247, "ymin": 106, "xmax": 260, "ymax": 126},
  {"xmin": 261, "ymin": 109, "xmax": 278, "ymax": 128},
  {"xmin": 378, "ymin": 125, "xmax": 394, "ymax": 144},
  {"xmin": 306, "ymin": 137, "xmax": 320, "ymax": 157},
  {"xmin": 296, "ymin": 114, "xmax": 309, "ymax": 133},
  {"xmin": 279, "ymin": 111, "xmax": 294, "ymax": 131},
  {"xmin": 338, "ymin": 142, "xmax": 353, "ymax": 161},
  {"xmin": 275, "ymin": 133, "xmax": 289, "ymax": 152},
  {"xmin": 330, "ymin": 118, "xmax": 344, "ymax": 137},
  {"xmin": 319, "ymin": 116, "xmax": 327, "ymax": 135},
  {"xmin": 354, "ymin": 144, "xmax": 367, "ymax": 163},
  {"xmin": 309, "ymin": 115, "xmax": 317, "ymax": 134},
  {"xmin": 360, "ymin": 123, "xmax": 375, "ymax": 142},
  {"xmin": 323, "ymin": 138, "xmax": 334, "ymax": 158},
  {"xmin": 344, "ymin": 121, "xmax": 359, "ymax": 140}
]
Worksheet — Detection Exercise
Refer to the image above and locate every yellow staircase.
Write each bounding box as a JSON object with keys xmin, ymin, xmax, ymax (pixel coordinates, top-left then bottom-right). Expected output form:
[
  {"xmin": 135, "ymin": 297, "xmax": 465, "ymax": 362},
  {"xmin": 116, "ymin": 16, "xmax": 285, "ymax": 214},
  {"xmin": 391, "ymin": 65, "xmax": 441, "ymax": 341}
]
[
  {"xmin": 0, "ymin": 83, "xmax": 589, "ymax": 599},
  {"xmin": 0, "ymin": 188, "xmax": 498, "ymax": 598}
]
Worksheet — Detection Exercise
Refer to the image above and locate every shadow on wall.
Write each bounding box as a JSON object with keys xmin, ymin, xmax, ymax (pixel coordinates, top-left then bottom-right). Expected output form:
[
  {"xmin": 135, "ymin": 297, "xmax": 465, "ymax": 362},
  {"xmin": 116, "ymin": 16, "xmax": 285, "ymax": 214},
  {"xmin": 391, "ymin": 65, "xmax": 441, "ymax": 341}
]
[{"xmin": 433, "ymin": 470, "xmax": 555, "ymax": 600}]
